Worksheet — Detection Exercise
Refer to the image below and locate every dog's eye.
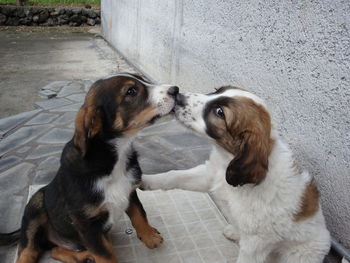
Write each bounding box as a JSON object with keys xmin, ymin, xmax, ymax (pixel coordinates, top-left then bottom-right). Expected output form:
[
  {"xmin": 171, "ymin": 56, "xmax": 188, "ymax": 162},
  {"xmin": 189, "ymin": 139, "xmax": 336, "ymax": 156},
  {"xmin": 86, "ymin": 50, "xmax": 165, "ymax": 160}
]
[
  {"xmin": 214, "ymin": 106, "xmax": 225, "ymax": 119},
  {"xmin": 126, "ymin": 86, "xmax": 137, "ymax": 96}
]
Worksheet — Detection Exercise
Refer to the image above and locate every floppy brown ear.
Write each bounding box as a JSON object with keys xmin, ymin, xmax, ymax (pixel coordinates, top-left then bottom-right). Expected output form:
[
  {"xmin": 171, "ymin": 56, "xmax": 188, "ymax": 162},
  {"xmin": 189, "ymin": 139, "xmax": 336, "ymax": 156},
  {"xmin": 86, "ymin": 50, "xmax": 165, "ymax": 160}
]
[
  {"xmin": 74, "ymin": 105, "xmax": 103, "ymax": 156},
  {"xmin": 226, "ymin": 131, "xmax": 272, "ymax": 187}
]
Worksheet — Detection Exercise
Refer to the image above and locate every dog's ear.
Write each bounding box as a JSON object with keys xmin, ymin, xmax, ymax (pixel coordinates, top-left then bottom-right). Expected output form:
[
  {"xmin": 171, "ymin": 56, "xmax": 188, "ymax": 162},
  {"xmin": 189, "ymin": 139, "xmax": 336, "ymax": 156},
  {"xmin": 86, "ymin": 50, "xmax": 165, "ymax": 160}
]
[
  {"xmin": 74, "ymin": 105, "xmax": 103, "ymax": 156},
  {"xmin": 226, "ymin": 131, "xmax": 272, "ymax": 187}
]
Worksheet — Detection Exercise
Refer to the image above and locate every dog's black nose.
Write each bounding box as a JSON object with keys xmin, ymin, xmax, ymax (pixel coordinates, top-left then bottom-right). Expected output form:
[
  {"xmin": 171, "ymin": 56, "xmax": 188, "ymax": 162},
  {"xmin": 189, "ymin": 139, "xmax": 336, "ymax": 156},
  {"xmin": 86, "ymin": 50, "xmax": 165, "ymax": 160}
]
[
  {"xmin": 176, "ymin": 93, "xmax": 187, "ymax": 107},
  {"xmin": 167, "ymin": 86, "xmax": 179, "ymax": 97}
]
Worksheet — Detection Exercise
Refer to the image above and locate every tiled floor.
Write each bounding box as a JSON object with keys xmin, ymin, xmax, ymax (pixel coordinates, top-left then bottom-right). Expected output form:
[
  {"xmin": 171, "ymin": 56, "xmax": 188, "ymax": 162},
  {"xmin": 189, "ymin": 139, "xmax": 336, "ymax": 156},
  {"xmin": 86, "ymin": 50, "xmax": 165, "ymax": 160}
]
[{"xmin": 21, "ymin": 186, "xmax": 239, "ymax": 263}]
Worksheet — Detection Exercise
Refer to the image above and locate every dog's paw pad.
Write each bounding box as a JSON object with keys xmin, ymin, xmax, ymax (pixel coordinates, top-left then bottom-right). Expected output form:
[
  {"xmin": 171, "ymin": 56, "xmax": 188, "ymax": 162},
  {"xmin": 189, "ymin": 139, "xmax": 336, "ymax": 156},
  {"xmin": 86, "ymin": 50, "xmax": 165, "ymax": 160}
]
[{"xmin": 138, "ymin": 227, "xmax": 164, "ymax": 249}]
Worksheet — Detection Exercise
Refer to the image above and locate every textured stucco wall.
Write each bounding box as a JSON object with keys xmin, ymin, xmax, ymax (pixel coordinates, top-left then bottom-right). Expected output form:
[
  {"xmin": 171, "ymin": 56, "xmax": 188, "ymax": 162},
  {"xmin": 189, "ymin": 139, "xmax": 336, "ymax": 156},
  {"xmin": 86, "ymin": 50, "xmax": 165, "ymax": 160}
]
[{"xmin": 102, "ymin": 0, "xmax": 350, "ymax": 249}]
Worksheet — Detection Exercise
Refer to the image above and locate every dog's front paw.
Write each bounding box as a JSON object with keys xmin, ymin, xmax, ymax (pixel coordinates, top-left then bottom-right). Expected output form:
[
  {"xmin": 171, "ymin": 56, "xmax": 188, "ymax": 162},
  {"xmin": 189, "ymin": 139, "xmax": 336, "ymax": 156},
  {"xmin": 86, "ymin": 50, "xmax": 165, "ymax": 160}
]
[
  {"xmin": 223, "ymin": 224, "xmax": 239, "ymax": 242},
  {"xmin": 138, "ymin": 226, "xmax": 163, "ymax": 249}
]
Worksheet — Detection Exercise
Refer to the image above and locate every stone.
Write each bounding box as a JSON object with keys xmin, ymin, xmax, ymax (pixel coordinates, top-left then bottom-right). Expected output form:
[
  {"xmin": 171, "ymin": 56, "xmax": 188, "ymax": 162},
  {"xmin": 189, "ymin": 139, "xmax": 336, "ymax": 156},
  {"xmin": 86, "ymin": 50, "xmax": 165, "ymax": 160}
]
[
  {"xmin": 85, "ymin": 4, "xmax": 92, "ymax": 9},
  {"xmin": 34, "ymin": 169, "xmax": 56, "ymax": 185},
  {"xmin": 49, "ymin": 103, "xmax": 82, "ymax": 112},
  {"xmin": 69, "ymin": 15, "xmax": 81, "ymax": 26},
  {"xmin": 0, "ymin": 156, "xmax": 22, "ymax": 172},
  {"xmin": 72, "ymin": 8, "xmax": 82, "ymax": 15},
  {"xmin": 57, "ymin": 82, "xmax": 83, "ymax": 97},
  {"xmin": 58, "ymin": 8, "xmax": 65, "ymax": 15},
  {"xmin": 81, "ymin": 15, "xmax": 87, "ymax": 23},
  {"xmin": 0, "ymin": 6, "xmax": 16, "ymax": 16},
  {"xmin": 37, "ymin": 128, "xmax": 73, "ymax": 144},
  {"xmin": 25, "ymin": 113, "xmax": 59, "ymax": 126},
  {"xmin": 58, "ymin": 16, "xmax": 69, "ymax": 25},
  {"xmin": 38, "ymin": 9, "xmax": 49, "ymax": 23},
  {"xmin": 5, "ymin": 17, "xmax": 19, "ymax": 26},
  {"xmin": 0, "ymin": 194, "xmax": 25, "ymax": 231},
  {"xmin": 34, "ymin": 157, "xmax": 60, "ymax": 184},
  {"xmin": 65, "ymin": 9, "xmax": 73, "ymax": 17},
  {"xmin": 86, "ymin": 18, "xmax": 95, "ymax": 26},
  {"xmin": 94, "ymin": 10, "xmax": 101, "ymax": 17},
  {"xmin": 41, "ymin": 81, "xmax": 71, "ymax": 92},
  {"xmin": 26, "ymin": 145, "xmax": 63, "ymax": 160},
  {"xmin": 0, "ymin": 13, "xmax": 6, "ymax": 25},
  {"xmin": 0, "ymin": 109, "xmax": 41, "ymax": 136},
  {"xmin": 35, "ymin": 98, "xmax": 71, "ymax": 110},
  {"xmin": 16, "ymin": 146, "xmax": 31, "ymax": 154},
  {"xmin": 37, "ymin": 156, "xmax": 60, "ymax": 171},
  {"xmin": 0, "ymin": 163, "xmax": 35, "ymax": 196},
  {"xmin": 39, "ymin": 89, "xmax": 57, "ymax": 99},
  {"xmin": 52, "ymin": 112, "xmax": 76, "ymax": 126},
  {"xmin": 85, "ymin": 9, "xmax": 96, "ymax": 18},
  {"xmin": 19, "ymin": 17, "xmax": 31, "ymax": 26},
  {"xmin": 82, "ymin": 79, "xmax": 94, "ymax": 92},
  {"xmin": 0, "ymin": 124, "xmax": 52, "ymax": 156},
  {"xmin": 50, "ymin": 10, "xmax": 59, "ymax": 16},
  {"xmin": 14, "ymin": 7, "xmax": 25, "ymax": 18},
  {"xmin": 32, "ymin": 15, "xmax": 39, "ymax": 23},
  {"xmin": 66, "ymin": 93, "xmax": 86, "ymax": 103},
  {"xmin": 95, "ymin": 17, "xmax": 101, "ymax": 25},
  {"xmin": 46, "ymin": 17, "xmax": 54, "ymax": 26}
]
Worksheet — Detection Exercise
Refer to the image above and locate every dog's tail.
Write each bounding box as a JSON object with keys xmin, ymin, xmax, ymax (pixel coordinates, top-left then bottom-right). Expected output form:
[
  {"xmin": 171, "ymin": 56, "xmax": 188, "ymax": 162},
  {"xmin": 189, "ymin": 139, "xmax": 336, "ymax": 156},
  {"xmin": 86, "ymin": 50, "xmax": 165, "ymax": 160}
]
[{"xmin": 0, "ymin": 229, "xmax": 20, "ymax": 247}]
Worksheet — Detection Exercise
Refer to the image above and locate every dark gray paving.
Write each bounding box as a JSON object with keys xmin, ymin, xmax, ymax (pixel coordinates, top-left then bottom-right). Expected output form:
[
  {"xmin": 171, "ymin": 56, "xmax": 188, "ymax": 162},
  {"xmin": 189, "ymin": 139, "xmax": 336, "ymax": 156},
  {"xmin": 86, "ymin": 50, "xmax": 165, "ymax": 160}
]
[
  {"xmin": 25, "ymin": 144, "xmax": 64, "ymax": 160},
  {"xmin": 0, "ymin": 124, "xmax": 53, "ymax": 156},
  {"xmin": 25, "ymin": 113, "xmax": 59, "ymax": 125},
  {"xmin": 36, "ymin": 128, "xmax": 74, "ymax": 144},
  {"xmin": 35, "ymin": 97, "xmax": 72, "ymax": 110},
  {"xmin": 0, "ymin": 109, "xmax": 41, "ymax": 136},
  {"xmin": 0, "ymin": 156, "xmax": 22, "ymax": 173}
]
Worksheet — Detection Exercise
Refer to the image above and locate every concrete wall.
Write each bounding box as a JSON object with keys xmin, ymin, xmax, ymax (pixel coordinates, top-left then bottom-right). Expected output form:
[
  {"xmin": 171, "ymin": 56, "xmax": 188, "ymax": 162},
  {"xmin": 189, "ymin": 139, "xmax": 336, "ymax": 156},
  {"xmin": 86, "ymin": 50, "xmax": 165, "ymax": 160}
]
[{"xmin": 102, "ymin": 0, "xmax": 350, "ymax": 249}]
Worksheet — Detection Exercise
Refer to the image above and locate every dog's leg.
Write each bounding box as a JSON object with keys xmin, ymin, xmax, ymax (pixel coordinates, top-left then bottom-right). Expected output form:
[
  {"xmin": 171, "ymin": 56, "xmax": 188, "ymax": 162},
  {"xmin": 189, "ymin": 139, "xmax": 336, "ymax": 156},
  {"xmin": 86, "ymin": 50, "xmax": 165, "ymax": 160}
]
[
  {"xmin": 236, "ymin": 236, "xmax": 274, "ymax": 263},
  {"xmin": 51, "ymin": 236, "xmax": 118, "ymax": 263},
  {"xmin": 142, "ymin": 163, "xmax": 211, "ymax": 192},
  {"xmin": 51, "ymin": 247, "xmax": 114, "ymax": 263},
  {"xmin": 17, "ymin": 189, "xmax": 48, "ymax": 263},
  {"xmin": 126, "ymin": 191, "xmax": 163, "ymax": 248},
  {"xmin": 17, "ymin": 248, "xmax": 41, "ymax": 263}
]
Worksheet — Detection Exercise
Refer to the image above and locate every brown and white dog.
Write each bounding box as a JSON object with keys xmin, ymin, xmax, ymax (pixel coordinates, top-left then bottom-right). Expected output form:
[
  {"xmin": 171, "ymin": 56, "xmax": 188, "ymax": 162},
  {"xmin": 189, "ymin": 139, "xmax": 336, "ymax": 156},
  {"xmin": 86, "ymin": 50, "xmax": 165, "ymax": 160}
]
[
  {"xmin": 0, "ymin": 73, "xmax": 178, "ymax": 263},
  {"xmin": 143, "ymin": 86, "xmax": 331, "ymax": 263}
]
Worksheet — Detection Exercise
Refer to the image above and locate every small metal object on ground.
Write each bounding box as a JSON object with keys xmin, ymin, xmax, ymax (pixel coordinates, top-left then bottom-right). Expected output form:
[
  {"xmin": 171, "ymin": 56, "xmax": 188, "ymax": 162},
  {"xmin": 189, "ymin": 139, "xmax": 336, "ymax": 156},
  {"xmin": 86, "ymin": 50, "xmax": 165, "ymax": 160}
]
[{"xmin": 125, "ymin": 228, "xmax": 133, "ymax": 235}]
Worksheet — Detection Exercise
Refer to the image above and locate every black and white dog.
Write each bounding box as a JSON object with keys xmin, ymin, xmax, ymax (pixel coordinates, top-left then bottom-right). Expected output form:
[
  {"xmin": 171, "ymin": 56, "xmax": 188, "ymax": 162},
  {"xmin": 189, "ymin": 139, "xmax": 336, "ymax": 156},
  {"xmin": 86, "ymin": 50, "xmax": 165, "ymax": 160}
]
[{"xmin": 0, "ymin": 73, "xmax": 178, "ymax": 263}]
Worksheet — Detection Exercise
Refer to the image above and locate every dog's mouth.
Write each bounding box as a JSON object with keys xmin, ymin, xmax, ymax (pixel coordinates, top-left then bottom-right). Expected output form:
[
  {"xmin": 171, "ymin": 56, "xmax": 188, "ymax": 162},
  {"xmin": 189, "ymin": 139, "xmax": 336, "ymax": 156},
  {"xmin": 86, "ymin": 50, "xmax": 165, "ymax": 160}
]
[{"xmin": 148, "ymin": 114, "xmax": 162, "ymax": 124}]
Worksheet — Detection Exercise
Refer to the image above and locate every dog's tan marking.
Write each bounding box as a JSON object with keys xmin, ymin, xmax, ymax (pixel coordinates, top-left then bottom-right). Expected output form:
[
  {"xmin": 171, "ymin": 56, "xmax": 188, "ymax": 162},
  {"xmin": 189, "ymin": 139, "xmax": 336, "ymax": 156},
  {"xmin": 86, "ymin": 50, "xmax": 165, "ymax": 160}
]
[
  {"xmin": 17, "ymin": 248, "xmax": 40, "ymax": 263},
  {"xmin": 17, "ymin": 191, "xmax": 48, "ymax": 263},
  {"xmin": 113, "ymin": 113, "xmax": 124, "ymax": 130},
  {"xmin": 123, "ymin": 107, "xmax": 158, "ymax": 135},
  {"xmin": 294, "ymin": 180, "xmax": 320, "ymax": 221},
  {"xmin": 126, "ymin": 201, "xmax": 163, "ymax": 249},
  {"xmin": 51, "ymin": 246, "xmax": 118, "ymax": 263},
  {"xmin": 211, "ymin": 97, "xmax": 273, "ymax": 186},
  {"xmin": 74, "ymin": 91, "xmax": 103, "ymax": 156},
  {"xmin": 84, "ymin": 204, "xmax": 108, "ymax": 219}
]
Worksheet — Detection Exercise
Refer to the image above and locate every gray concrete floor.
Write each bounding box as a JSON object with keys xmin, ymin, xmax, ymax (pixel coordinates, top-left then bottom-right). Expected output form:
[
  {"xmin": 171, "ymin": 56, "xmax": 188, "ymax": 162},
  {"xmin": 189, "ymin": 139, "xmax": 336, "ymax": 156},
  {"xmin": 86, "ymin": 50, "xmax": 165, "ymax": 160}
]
[{"xmin": 0, "ymin": 26, "xmax": 128, "ymax": 118}]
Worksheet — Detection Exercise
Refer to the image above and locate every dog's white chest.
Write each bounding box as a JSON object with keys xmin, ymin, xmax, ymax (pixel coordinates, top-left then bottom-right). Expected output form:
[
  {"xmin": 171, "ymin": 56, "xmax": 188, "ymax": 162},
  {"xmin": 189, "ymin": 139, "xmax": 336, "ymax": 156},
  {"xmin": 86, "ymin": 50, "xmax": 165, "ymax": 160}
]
[
  {"xmin": 96, "ymin": 139, "xmax": 137, "ymax": 221},
  {"xmin": 98, "ymin": 171, "xmax": 134, "ymax": 214}
]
